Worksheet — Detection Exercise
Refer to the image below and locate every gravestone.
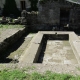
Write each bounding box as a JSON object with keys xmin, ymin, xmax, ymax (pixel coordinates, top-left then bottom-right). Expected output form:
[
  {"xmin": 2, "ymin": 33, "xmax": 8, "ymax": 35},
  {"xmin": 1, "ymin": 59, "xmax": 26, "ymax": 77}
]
[
  {"xmin": 21, "ymin": 10, "xmax": 27, "ymax": 24},
  {"xmin": 21, "ymin": 10, "xmax": 27, "ymax": 17}
]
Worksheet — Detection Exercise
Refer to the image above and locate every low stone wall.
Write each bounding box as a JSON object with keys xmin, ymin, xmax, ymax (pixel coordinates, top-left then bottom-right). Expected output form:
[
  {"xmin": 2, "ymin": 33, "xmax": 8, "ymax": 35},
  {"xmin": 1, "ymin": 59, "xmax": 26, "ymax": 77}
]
[
  {"xmin": 27, "ymin": 12, "xmax": 38, "ymax": 25},
  {"xmin": 69, "ymin": 32, "xmax": 80, "ymax": 63},
  {"xmin": 0, "ymin": 27, "xmax": 28, "ymax": 58},
  {"xmin": 28, "ymin": 24, "xmax": 54, "ymax": 32}
]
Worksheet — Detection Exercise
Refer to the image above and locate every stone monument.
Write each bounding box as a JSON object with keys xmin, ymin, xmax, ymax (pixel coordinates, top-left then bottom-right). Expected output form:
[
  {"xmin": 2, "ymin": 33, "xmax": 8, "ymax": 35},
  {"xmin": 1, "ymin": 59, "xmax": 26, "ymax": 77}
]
[{"xmin": 21, "ymin": 10, "xmax": 27, "ymax": 24}]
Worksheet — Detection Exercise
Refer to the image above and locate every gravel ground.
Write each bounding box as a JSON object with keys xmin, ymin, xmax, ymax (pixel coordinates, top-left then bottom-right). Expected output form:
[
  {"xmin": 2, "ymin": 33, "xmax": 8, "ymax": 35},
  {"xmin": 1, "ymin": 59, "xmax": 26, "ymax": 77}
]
[{"xmin": 0, "ymin": 64, "xmax": 80, "ymax": 75}]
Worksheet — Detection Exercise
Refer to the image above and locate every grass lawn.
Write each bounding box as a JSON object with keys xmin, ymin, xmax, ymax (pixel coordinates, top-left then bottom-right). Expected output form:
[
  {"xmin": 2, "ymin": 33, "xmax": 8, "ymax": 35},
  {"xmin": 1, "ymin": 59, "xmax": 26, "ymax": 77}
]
[
  {"xmin": 0, "ymin": 70, "xmax": 80, "ymax": 80},
  {"xmin": 0, "ymin": 24, "xmax": 24, "ymax": 29},
  {"xmin": 0, "ymin": 17, "xmax": 2, "ymax": 20}
]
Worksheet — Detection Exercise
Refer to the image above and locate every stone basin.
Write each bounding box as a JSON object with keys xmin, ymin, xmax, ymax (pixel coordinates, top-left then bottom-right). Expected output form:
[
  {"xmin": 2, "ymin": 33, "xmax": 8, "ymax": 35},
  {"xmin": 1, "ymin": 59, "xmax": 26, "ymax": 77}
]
[{"xmin": 20, "ymin": 31, "xmax": 80, "ymax": 64}]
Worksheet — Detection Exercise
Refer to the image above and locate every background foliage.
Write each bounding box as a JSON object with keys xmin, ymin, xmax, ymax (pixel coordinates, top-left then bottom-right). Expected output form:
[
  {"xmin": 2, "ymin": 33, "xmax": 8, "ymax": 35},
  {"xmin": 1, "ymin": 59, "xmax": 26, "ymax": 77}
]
[
  {"xmin": 29, "ymin": 0, "xmax": 38, "ymax": 11},
  {"xmin": 2, "ymin": 0, "xmax": 20, "ymax": 17}
]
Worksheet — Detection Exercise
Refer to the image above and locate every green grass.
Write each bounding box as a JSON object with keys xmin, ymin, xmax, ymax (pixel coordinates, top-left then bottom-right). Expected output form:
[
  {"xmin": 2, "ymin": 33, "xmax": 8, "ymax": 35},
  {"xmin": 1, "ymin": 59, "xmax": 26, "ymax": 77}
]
[
  {"xmin": 0, "ymin": 17, "xmax": 2, "ymax": 19},
  {"xmin": 0, "ymin": 70, "xmax": 80, "ymax": 80},
  {"xmin": 76, "ymin": 67, "xmax": 80, "ymax": 71},
  {"xmin": 0, "ymin": 70, "xmax": 26, "ymax": 80},
  {"xmin": 0, "ymin": 24, "xmax": 24, "ymax": 29}
]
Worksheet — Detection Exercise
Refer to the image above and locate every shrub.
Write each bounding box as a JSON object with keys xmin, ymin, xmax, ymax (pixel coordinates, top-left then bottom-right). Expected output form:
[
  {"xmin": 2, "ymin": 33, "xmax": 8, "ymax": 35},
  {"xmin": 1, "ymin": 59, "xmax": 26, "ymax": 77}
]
[{"xmin": 2, "ymin": 0, "xmax": 20, "ymax": 17}]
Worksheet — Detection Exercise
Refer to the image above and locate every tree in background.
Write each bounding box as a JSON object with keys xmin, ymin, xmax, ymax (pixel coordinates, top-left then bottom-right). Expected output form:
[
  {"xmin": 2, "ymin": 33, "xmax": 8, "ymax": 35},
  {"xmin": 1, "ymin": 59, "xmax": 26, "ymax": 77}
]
[
  {"xmin": 2, "ymin": 0, "xmax": 20, "ymax": 17},
  {"xmin": 29, "ymin": 0, "xmax": 38, "ymax": 11}
]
